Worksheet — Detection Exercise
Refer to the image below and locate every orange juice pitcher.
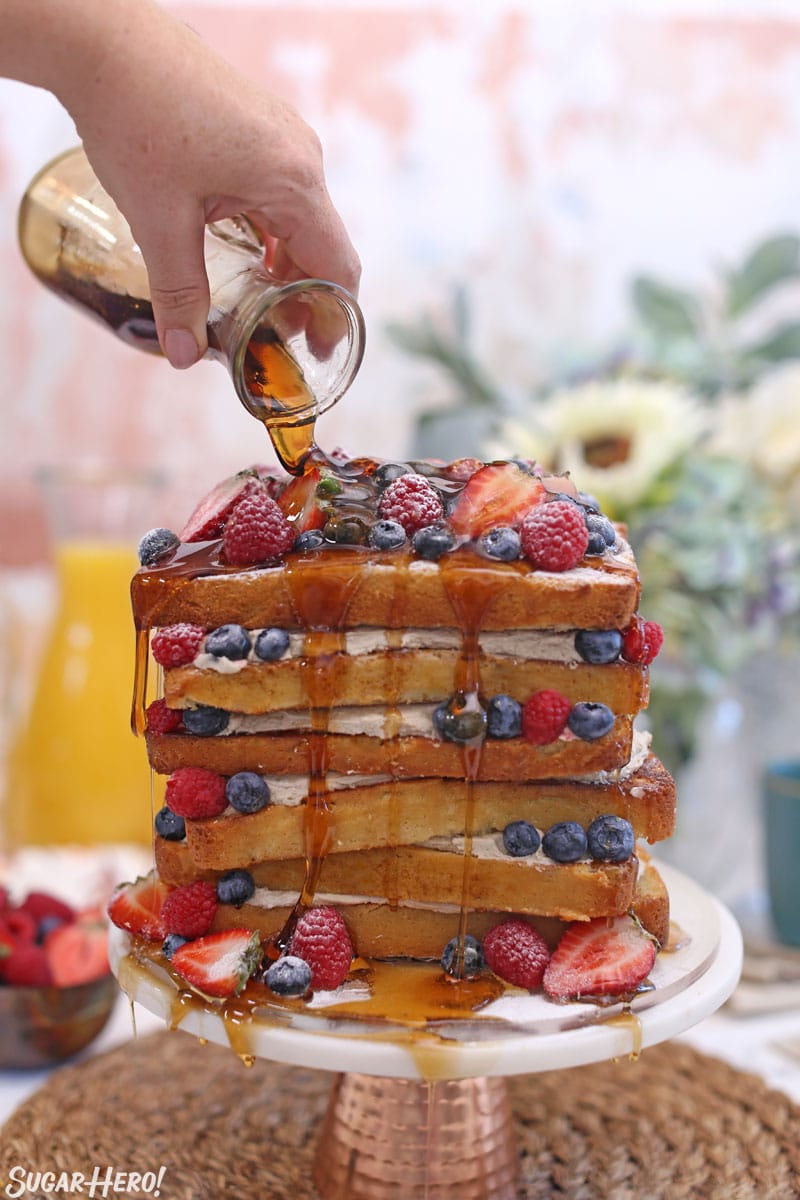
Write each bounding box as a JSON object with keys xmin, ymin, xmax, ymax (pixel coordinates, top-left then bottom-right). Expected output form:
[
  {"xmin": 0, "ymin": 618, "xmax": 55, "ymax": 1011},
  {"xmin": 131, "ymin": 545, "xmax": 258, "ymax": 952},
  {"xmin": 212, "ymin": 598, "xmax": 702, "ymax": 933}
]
[{"xmin": 5, "ymin": 468, "xmax": 163, "ymax": 845}]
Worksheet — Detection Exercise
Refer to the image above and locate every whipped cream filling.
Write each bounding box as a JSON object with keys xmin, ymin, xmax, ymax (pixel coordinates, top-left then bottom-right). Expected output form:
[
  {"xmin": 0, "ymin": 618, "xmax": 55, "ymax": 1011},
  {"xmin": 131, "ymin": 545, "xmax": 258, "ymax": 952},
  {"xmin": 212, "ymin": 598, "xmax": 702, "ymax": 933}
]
[
  {"xmin": 423, "ymin": 833, "xmax": 593, "ymax": 866},
  {"xmin": 216, "ymin": 771, "xmax": 394, "ymax": 810},
  {"xmin": 249, "ymin": 887, "xmax": 477, "ymax": 915},
  {"xmin": 220, "ymin": 704, "xmax": 438, "ymax": 739}
]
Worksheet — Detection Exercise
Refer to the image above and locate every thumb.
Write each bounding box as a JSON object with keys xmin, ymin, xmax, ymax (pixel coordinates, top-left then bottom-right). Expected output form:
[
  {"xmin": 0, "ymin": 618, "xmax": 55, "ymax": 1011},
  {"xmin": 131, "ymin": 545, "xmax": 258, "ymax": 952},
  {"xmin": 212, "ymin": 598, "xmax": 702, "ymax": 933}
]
[{"xmin": 135, "ymin": 205, "xmax": 210, "ymax": 369}]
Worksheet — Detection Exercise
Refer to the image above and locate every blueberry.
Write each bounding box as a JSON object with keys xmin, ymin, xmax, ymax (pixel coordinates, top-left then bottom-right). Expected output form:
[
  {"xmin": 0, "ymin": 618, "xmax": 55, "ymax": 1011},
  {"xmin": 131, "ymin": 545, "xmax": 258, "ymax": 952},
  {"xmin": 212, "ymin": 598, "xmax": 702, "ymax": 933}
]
[
  {"xmin": 205, "ymin": 623, "xmax": 251, "ymax": 660},
  {"xmin": 295, "ymin": 529, "xmax": 325, "ymax": 552},
  {"xmin": 574, "ymin": 629, "xmax": 623, "ymax": 665},
  {"xmin": 154, "ymin": 805, "xmax": 186, "ymax": 841},
  {"xmin": 36, "ymin": 915, "xmax": 67, "ymax": 943},
  {"xmin": 226, "ymin": 771, "xmax": 271, "ymax": 814},
  {"xmin": 413, "ymin": 524, "xmax": 456, "ymax": 561},
  {"xmin": 369, "ymin": 519, "xmax": 407, "ymax": 551},
  {"xmin": 432, "ymin": 702, "xmax": 448, "ymax": 737},
  {"xmin": 502, "ymin": 820, "xmax": 540, "ymax": 857},
  {"xmin": 254, "ymin": 627, "xmax": 290, "ymax": 662},
  {"xmin": 137, "ymin": 527, "xmax": 180, "ymax": 566},
  {"xmin": 163, "ymin": 933, "xmax": 188, "ymax": 961},
  {"xmin": 437, "ymin": 694, "xmax": 487, "ymax": 744},
  {"xmin": 324, "ymin": 516, "xmax": 369, "ymax": 545},
  {"xmin": 542, "ymin": 821, "xmax": 588, "ymax": 862},
  {"xmin": 266, "ymin": 955, "xmax": 313, "ymax": 996},
  {"xmin": 586, "ymin": 814, "xmax": 635, "ymax": 862},
  {"xmin": 567, "ymin": 701, "xmax": 615, "ymax": 741},
  {"xmin": 182, "ymin": 705, "xmax": 229, "ymax": 736},
  {"xmin": 548, "ymin": 492, "xmax": 582, "ymax": 507},
  {"xmin": 487, "ymin": 694, "xmax": 522, "ymax": 739},
  {"xmin": 441, "ymin": 934, "xmax": 485, "ymax": 979},
  {"xmin": 216, "ymin": 868, "xmax": 256, "ymax": 908},
  {"xmin": 577, "ymin": 491, "xmax": 601, "ymax": 513},
  {"xmin": 480, "ymin": 526, "xmax": 521, "ymax": 561},
  {"xmin": 374, "ymin": 462, "xmax": 411, "ymax": 487},
  {"xmin": 585, "ymin": 513, "xmax": 616, "ymax": 555}
]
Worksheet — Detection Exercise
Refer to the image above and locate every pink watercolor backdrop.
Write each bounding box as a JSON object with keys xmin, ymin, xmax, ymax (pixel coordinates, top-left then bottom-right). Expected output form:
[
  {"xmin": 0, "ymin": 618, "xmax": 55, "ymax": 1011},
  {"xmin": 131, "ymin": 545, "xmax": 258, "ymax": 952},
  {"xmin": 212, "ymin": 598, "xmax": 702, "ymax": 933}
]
[{"xmin": 2, "ymin": 1, "xmax": 800, "ymax": 560}]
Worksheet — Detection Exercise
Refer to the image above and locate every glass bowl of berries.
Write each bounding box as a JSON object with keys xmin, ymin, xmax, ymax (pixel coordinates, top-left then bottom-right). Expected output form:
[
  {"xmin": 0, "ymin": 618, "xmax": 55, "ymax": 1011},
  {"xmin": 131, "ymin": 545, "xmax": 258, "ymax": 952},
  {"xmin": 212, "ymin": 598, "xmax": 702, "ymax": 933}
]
[{"xmin": 0, "ymin": 888, "xmax": 116, "ymax": 1068}]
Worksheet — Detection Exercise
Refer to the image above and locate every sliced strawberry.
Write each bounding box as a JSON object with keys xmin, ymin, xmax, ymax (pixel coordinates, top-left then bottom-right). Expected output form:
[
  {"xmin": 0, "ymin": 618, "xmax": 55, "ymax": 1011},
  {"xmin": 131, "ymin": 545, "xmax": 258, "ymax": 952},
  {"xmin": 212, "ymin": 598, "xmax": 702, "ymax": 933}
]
[
  {"xmin": 543, "ymin": 915, "xmax": 657, "ymax": 1001},
  {"xmin": 449, "ymin": 463, "xmax": 546, "ymax": 539},
  {"xmin": 107, "ymin": 876, "xmax": 170, "ymax": 941},
  {"xmin": 170, "ymin": 929, "xmax": 263, "ymax": 998},
  {"xmin": 44, "ymin": 922, "xmax": 109, "ymax": 986},
  {"xmin": 179, "ymin": 471, "xmax": 262, "ymax": 542},
  {"xmin": 278, "ymin": 466, "xmax": 327, "ymax": 532}
]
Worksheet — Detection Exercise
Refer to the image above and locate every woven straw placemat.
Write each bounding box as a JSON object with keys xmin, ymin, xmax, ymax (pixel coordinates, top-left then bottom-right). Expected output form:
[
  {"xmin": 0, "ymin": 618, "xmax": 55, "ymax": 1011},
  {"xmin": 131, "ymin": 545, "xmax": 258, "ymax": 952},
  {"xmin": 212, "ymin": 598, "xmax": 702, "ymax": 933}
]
[{"xmin": 1, "ymin": 1032, "xmax": 798, "ymax": 1199}]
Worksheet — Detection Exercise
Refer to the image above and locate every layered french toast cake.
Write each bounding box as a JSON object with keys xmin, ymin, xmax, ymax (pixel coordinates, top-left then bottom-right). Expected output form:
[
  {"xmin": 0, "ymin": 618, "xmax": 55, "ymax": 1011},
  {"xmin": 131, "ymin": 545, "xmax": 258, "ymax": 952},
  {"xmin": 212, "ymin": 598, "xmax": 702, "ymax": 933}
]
[{"xmin": 110, "ymin": 455, "xmax": 674, "ymax": 1009}]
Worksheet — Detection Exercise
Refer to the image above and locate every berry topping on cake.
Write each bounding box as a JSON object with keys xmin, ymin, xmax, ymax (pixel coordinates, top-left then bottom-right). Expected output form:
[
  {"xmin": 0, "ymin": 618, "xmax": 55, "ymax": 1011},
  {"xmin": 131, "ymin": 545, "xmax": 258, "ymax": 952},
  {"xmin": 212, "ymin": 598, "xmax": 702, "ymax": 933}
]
[
  {"xmin": 441, "ymin": 933, "xmax": 485, "ymax": 980},
  {"xmin": 161, "ymin": 881, "xmax": 218, "ymax": 939},
  {"xmin": 368, "ymin": 519, "xmax": 407, "ymax": 551},
  {"xmin": 222, "ymin": 488, "xmax": 295, "ymax": 566},
  {"xmin": 374, "ymin": 462, "xmax": 411, "ymax": 487},
  {"xmin": 586, "ymin": 814, "xmax": 635, "ymax": 862},
  {"xmin": 574, "ymin": 630, "xmax": 623, "ymax": 665},
  {"xmin": 435, "ymin": 693, "xmax": 488, "ymax": 744},
  {"xmin": 412, "ymin": 524, "xmax": 456, "ymax": 560},
  {"xmin": 216, "ymin": 869, "xmax": 256, "ymax": 908},
  {"xmin": 254, "ymin": 627, "xmax": 290, "ymax": 661},
  {"xmin": 137, "ymin": 527, "xmax": 180, "ymax": 566},
  {"xmin": 449, "ymin": 462, "xmax": 545, "ymax": 539},
  {"xmin": 567, "ymin": 701, "xmax": 615, "ymax": 741},
  {"xmin": 502, "ymin": 820, "xmax": 541, "ymax": 857},
  {"xmin": 378, "ymin": 474, "xmax": 444, "ymax": 535},
  {"xmin": 182, "ymin": 705, "xmax": 230, "ymax": 736},
  {"xmin": 179, "ymin": 470, "xmax": 258, "ymax": 542},
  {"xmin": 622, "ymin": 618, "xmax": 664, "ymax": 666},
  {"xmin": 294, "ymin": 528, "xmax": 325, "ymax": 552},
  {"xmin": 479, "ymin": 526, "xmax": 522, "ymax": 561},
  {"xmin": 170, "ymin": 929, "xmax": 263, "ymax": 999},
  {"xmin": 154, "ymin": 805, "xmax": 186, "ymax": 842},
  {"xmin": 265, "ymin": 955, "xmax": 313, "ymax": 997},
  {"xmin": 585, "ymin": 513, "xmax": 617, "ymax": 555},
  {"xmin": 165, "ymin": 767, "xmax": 227, "ymax": 820},
  {"xmin": 44, "ymin": 921, "xmax": 109, "ymax": 986},
  {"xmin": 205, "ymin": 624, "xmax": 251, "ymax": 660},
  {"xmin": 289, "ymin": 906, "xmax": 353, "ymax": 991},
  {"xmin": 323, "ymin": 515, "xmax": 369, "ymax": 545},
  {"xmin": 483, "ymin": 919, "xmax": 550, "ymax": 990},
  {"xmin": 520, "ymin": 500, "xmax": 589, "ymax": 571},
  {"xmin": 278, "ymin": 466, "xmax": 327, "ymax": 532},
  {"xmin": 108, "ymin": 876, "xmax": 169, "ymax": 940},
  {"xmin": 486, "ymin": 694, "xmax": 522, "ymax": 739},
  {"xmin": 225, "ymin": 772, "xmax": 271, "ymax": 814},
  {"xmin": 521, "ymin": 690, "xmax": 572, "ymax": 745},
  {"xmin": 162, "ymin": 933, "xmax": 188, "ymax": 961},
  {"xmin": 2, "ymin": 944, "xmax": 53, "ymax": 986},
  {"xmin": 445, "ymin": 457, "xmax": 483, "ymax": 482},
  {"xmin": 145, "ymin": 698, "xmax": 183, "ymax": 735},
  {"xmin": 543, "ymin": 915, "xmax": 656, "ymax": 1001},
  {"xmin": 542, "ymin": 821, "xmax": 588, "ymax": 862},
  {"xmin": 151, "ymin": 623, "xmax": 206, "ymax": 668}
]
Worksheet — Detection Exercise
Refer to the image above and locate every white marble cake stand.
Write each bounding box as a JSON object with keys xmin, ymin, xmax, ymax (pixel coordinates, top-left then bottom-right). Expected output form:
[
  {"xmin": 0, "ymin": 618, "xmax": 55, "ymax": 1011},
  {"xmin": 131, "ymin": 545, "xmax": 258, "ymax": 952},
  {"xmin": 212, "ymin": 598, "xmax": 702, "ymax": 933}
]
[{"xmin": 110, "ymin": 862, "xmax": 743, "ymax": 1199}]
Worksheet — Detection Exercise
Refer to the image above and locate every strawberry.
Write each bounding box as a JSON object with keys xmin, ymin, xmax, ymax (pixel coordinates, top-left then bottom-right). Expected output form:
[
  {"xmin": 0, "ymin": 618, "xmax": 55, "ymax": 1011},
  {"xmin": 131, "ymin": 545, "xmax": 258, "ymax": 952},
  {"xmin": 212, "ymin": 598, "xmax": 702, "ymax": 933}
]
[
  {"xmin": 289, "ymin": 905, "xmax": 354, "ymax": 990},
  {"xmin": 543, "ymin": 915, "xmax": 657, "ymax": 1001},
  {"xmin": 222, "ymin": 488, "xmax": 296, "ymax": 566},
  {"xmin": 19, "ymin": 891, "xmax": 75, "ymax": 928},
  {"xmin": 171, "ymin": 929, "xmax": 263, "ymax": 998},
  {"xmin": 165, "ymin": 767, "xmax": 227, "ymax": 820},
  {"xmin": 161, "ymin": 880, "xmax": 218, "ymax": 939},
  {"xmin": 622, "ymin": 618, "xmax": 664, "ymax": 666},
  {"xmin": 520, "ymin": 500, "xmax": 589, "ymax": 571},
  {"xmin": 108, "ymin": 876, "xmax": 169, "ymax": 940},
  {"xmin": 484, "ymin": 919, "xmax": 550, "ymax": 990},
  {"xmin": 145, "ymin": 698, "xmax": 184, "ymax": 735},
  {"xmin": 278, "ymin": 466, "xmax": 327, "ymax": 532},
  {"xmin": 4, "ymin": 908, "xmax": 37, "ymax": 945},
  {"xmin": 44, "ymin": 922, "xmax": 109, "ymax": 986},
  {"xmin": 378, "ymin": 475, "xmax": 444, "ymax": 536},
  {"xmin": 445, "ymin": 457, "xmax": 484, "ymax": 483},
  {"xmin": 521, "ymin": 689, "xmax": 572, "ymax": 745},
  {"xmin": 151, "ymin": 623, "xmax": 206, "ymax": 668},
  {"xmin": 449, "ymin": 463, "xmax": 546, "ymax": 539},
  {"xmin": 179, "ymin": 470, "xmax": 261, "ymax": 542},
  {"xmin": 2, "ymin": 943, "xmax": 53, "ymax": 987}
]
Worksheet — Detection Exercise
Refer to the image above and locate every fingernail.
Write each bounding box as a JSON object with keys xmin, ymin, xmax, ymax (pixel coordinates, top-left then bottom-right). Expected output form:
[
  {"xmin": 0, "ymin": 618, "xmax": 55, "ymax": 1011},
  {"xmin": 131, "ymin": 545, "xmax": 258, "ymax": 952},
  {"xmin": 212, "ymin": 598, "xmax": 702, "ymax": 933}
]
[{"xmin": 164, "ymin": 328, "xmax": 199, "ymax": 369}]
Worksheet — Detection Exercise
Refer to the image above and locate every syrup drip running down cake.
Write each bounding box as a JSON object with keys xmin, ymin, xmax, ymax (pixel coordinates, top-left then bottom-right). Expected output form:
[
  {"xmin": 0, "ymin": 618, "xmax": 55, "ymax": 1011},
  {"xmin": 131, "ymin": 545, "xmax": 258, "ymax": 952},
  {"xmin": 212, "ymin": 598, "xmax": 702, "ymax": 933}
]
[{"xmin": 110, "ymin": 452, "xmax": 674, "ymax": 1016}]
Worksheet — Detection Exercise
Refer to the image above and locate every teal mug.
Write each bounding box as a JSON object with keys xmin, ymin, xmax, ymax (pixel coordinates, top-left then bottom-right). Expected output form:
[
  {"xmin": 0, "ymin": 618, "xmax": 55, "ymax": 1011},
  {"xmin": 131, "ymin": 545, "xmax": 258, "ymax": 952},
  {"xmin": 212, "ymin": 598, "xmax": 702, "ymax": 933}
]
[{"xmin": 764, "ymin": 761, "xmax": 800, "ymax": 946}]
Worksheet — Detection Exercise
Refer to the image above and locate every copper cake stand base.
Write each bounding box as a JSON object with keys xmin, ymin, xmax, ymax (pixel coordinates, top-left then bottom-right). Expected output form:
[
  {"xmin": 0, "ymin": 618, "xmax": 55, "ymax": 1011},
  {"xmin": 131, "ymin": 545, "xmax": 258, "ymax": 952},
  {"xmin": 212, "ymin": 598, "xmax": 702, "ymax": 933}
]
[{"xmin": 313, "ymin": 1073, "xmax": 518, "ymax": 1199}]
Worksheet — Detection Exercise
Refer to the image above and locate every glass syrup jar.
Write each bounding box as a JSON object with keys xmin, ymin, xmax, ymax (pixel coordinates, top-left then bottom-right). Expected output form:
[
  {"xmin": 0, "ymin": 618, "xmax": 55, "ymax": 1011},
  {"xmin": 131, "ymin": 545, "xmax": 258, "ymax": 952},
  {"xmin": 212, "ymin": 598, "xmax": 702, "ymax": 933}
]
[{"xmin": 18, "ymin": 146, "xmax": 365, "ymax": 471}]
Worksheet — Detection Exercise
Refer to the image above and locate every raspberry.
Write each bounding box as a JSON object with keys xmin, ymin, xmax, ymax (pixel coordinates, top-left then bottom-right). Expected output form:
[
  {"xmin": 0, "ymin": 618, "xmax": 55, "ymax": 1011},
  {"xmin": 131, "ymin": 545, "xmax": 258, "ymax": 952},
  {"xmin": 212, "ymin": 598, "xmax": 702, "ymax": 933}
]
[
  {"xmin": 521, "ymin": 689, "xmax": 572, "ymax": 745},
  {"xmin": 223, "ymin": 489, "xmax": 295, "ymax": 566},
  {"xmin": 165, "ymin": 767, "xmax": 227, "ymax": 819},
  {"xmin": 161, "ymin": 881, "xmax": 218, "ymax": 939},
  {"xmin": 289, "ymin": 905, "xmax": 353, "ymax": 990},
  {"xmin": 151, "ymin": 623, "xmax": 206, "ymax": 668},
  {"xmin": 484, "ymin": 919, "xmax": 550, "ymax": 990},
  {"xmin": 520, "ymin": 500, "xmax": 589, "ymax": 571},
  {"xmin": 2, "ymin": 944, "xmax": 53, "ymax": 986},
  {"xmin": 622, "ymin": 618, "xmax": 664, "ymax": 666},
  {"xmin": 146, "ymin": 698, "xmax": 184, "ymax": 735},
  {"xmin": 378, "ymin": 474, "xmax": 444, "ymax": 536}
]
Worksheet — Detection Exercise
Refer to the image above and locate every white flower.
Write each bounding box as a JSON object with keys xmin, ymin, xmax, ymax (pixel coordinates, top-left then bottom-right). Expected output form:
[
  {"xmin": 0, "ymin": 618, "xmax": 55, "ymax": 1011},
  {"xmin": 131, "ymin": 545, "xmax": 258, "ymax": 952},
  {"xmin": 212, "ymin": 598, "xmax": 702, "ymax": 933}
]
[
  {"xmin": 712, "ymin": 365, "xmax": 800, "ymax": 489},
  {"xmin": 495, "ymin": 379, "xmax": 707, "ymax": 512}
]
